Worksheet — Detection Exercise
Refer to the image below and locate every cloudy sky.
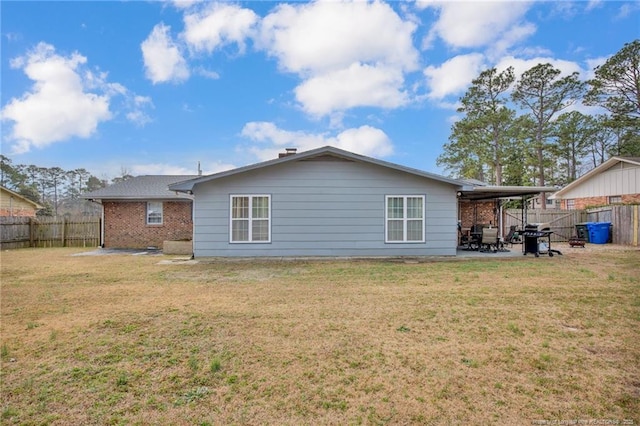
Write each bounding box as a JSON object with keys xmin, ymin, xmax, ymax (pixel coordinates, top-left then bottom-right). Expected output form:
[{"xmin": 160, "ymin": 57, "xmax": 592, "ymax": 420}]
[{"xmin": 1, "ymin": 0, "xmax": 638, "ymax": 179}]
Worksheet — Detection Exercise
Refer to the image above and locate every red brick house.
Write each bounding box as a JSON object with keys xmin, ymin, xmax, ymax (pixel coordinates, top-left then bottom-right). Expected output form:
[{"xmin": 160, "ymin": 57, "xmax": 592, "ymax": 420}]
[
  {"xmin": 82, "ymin": 176, "xmax": 195, "ymax": 249},
  {"xmin": 551, "ymin": 157, "xmax": 640, "ymax": 210}
]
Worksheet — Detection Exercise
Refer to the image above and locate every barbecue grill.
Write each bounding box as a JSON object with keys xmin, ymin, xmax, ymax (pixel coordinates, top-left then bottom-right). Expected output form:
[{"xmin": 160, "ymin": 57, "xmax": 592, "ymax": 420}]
[{"xmin": 522, "ymin": 223, "xmax": 562, "ymax": 257}]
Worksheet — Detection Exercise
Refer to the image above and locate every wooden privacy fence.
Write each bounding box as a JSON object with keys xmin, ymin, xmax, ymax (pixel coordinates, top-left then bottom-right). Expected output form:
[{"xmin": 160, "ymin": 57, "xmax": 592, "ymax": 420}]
[
  {"xmin": 505, "ymin": 205, "xmax": 640, "ymax": 246},
  {"xmin": 586, "ymin": 205, "xmax": 640, "ymax": 246},
  {"xmin": 504, "ymin": 209, "xmax": 587, "ymax": 242},
  {"xmin": 0, "ymin": 216, "xmax": 101, "ymax": 250}
]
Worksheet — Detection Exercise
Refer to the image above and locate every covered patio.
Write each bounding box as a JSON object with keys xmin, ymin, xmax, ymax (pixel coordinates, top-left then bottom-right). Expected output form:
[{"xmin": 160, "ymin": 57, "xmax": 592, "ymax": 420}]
[{"xmin": 456, "ymin": 184, "xmax": 558, "ymax": 255}]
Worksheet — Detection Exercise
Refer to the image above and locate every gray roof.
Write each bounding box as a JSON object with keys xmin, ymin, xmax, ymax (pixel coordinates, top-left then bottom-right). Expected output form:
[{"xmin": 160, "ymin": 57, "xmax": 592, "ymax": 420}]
[
  {"xmin": 170, "ymin": 146, "xmax": 469, "ymax": 192},
  {"xmin": 82, "ymin": 175, "xmax": 197, "ymax": 201}
]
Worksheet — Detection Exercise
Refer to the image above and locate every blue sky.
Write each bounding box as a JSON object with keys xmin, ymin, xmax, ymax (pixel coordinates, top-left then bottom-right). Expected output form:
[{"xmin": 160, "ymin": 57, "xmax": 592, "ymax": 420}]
[{"xmin": 1, "ymin": 1, "xmax": 638, "ymax": 180}]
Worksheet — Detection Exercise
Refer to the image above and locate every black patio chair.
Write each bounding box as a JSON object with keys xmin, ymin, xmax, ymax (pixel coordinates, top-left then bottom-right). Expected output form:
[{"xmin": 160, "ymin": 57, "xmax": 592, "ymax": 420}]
[{"xmin": 505, "ymin": 225, "xmax": 522, "ymax": 246}]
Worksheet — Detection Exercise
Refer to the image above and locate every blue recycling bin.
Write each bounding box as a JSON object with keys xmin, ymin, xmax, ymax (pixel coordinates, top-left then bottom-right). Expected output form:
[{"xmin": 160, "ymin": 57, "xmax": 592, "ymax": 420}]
[{"xmin": 587, "ymin": 222, "xmax": 611, "ymax": 244}]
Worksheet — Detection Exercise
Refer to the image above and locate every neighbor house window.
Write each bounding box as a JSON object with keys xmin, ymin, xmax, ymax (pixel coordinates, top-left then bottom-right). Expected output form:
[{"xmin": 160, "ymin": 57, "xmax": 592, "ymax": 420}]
[
  {"xmin": 609, "ymin": 195, "xmax": 622, "ymax": 204},
  {"xmin": 230, "ymin": 195, "xmax": 271, "ymax": 243},
  {"xmin": 385, "ymin": 195, "xmax": 425, "ymax": 243},
  {"xmin": 147, "ymin": 202, "xmax": 163, "ymax": 225},
  {"xmin": 566, "ymin": 199, "xmax": 575, "ymax": 210}
]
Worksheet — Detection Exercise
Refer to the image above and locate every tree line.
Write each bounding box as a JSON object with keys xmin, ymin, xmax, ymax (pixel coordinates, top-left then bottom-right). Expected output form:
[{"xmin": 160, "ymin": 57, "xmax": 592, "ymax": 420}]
[
  {"xmin": 437, "ymin": 40, "xmax": 639, "ymax": 207},
  {"xmin": 0, "ymin": 156, "xmax": 134, "ymax": 217}
]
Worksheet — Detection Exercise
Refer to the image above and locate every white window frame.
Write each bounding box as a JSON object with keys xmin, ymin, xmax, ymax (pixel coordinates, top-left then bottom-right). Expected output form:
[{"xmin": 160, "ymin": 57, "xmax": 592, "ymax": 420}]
[
  {"xmin": 566, "ymin": 199, "xmax": 575, "ymax": 210},
  {"xmin": 385, "ymin": 195, "xmax": 425, "ymax": 243},
  {"xmin": 146, "ymin": 201, "xmax": 163, "ymax": 225},
  {"xmin": 229, "ymin": 194, "xmax": 271, "ymax": 243},
  {"xmin": 609, "ymin": 195, "xmax": 622, "ymax": 204}
]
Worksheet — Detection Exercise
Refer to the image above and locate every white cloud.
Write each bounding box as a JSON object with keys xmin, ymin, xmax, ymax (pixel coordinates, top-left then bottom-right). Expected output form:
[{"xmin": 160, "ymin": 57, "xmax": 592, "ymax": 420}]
[
  {"xmin": 1, "ymin": 43, "xmax": 111, "ymax": 154},
  {"xmin": 295, "ymin": 63, "xmax": 409, "ymax": 117},
  {"xmin": 125, "ymin": 95, "xmax": 154, "ymax": 126},
  {"xmin": 141, "ymin": 23, "xmax": 190, "ymax": 84},
  {"xmin": 586, "ymin": 0, "xmax": 603, "ymax": 11},
  {"xmin": 171, "ymin": 0, "xmax": 201, "ymax": 10},
  {"xmin": 241, "ymin": 121, "xmax": 394, "ymax": 161},
  {"xmin": 258, "ymin": 1, "xmax": 418, "ymax": 75},
  {"xmin": 194, "ymin": 67, "xmax": 220, "ymax": 79},
  {"xmin": 422, "ymin": 1, "xmax": 533, "ymax": 51},
  {"xmin": 182, "ymin": 3, "xmax": 258, "ymax": 54},
  {"xmin": 423, "ymin": 53, "xmax": 485, "ymax": 99},
  {"xmin": 495, "ymin": 56, "xmax": 585, "ymax": 80},
  {"xmin": 256, "ymin": 1, "xmax": 419, "ymax": 117},
  {"xmin": 584, "ymin": 56, "xmax": 608, "ymax": 80}
]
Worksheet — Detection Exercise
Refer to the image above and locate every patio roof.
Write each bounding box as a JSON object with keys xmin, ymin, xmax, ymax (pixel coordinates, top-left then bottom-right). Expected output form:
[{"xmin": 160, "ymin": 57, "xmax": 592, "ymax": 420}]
[{"xmin": 458, "ymin": 185, "xmax": 558, "ymax": 201}]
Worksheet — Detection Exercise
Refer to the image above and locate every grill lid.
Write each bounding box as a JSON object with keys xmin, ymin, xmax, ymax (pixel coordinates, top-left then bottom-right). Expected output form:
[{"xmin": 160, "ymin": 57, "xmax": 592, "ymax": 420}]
[{"xmin": 525, "ymin": 223, "xmax": 551, "ymax": 232}]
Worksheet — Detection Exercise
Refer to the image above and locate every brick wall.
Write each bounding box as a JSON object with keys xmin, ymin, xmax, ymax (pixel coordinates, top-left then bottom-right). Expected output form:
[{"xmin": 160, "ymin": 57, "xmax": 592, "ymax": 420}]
[
  {"xmin": 560, "ymin": 194, "xmax": 640, "ymax": 210},
  {"xmin": 459, "ymin": 200, "xmax": 499, "ymax": 229},
  {"xmin": 103, "ymin": 201, "xmax": 192, "ymax": 249},
  {"xmin": 0, "ymin": 208, "xmax": 37, "ymax": 217}
]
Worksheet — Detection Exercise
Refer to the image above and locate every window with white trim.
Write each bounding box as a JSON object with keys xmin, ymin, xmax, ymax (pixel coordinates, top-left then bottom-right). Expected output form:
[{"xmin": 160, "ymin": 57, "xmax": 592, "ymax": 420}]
[
  {"xmin": 385, "ymin": 195, "xmax": 425, "ymax": 243},
  {"xmin": 566, "ymin": 199, "xmax": 575, "ymax": 210},
  {"xmin": 230, "ymin": 195, "xmax": 271, "ymax": 243},
  {"xmin": 147, "ymin": 202, "xmax": 163, "ymax": 225},
  {"xmin": 609, "ymin": 195, "xmax": 622, "ymax": 204}
]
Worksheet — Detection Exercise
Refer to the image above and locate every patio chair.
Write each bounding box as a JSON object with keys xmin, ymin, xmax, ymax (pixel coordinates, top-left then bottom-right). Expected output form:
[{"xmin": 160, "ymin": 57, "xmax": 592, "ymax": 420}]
[
  {"xmin": 458, "ymin": 222, "xmax": 472, "ymax": 250},
  {"xmin": 505, "ymin": 225, "xmax": 522, "ymax": 246},
  {"xmin": 480, "ymin": 227, "xmax": 499, "ymax": 252}
]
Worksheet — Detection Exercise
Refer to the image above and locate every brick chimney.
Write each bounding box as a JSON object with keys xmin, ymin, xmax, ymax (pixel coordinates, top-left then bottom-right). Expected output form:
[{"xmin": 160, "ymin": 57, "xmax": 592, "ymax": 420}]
[{"xmin": 278, "ymin": 148, "xmax": 297, "ymax": 158}]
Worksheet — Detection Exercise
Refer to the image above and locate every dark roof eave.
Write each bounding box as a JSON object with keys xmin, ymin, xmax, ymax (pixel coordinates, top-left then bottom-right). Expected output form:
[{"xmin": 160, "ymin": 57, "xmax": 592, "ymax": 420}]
[
  {"xmin": 459, "ymin": 186, "xmax": 557, "ymax": 201},
  {"xmin": 82, "ymin": 195, "xmax": 194, "ymax": 201}
]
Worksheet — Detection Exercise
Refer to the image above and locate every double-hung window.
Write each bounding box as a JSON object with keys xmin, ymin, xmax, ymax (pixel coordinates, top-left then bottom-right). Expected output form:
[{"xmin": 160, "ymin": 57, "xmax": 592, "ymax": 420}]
[
  {"xmin": 147, "ymin": 201, "xmax": 163, "ymax": 225},
  {"xmin": 385, "ymin": 195, "xmax": 425, "ymax": 243},
  {"xmin": 230, "ymin": 195, "xmax": 271, "ymax": 243}
]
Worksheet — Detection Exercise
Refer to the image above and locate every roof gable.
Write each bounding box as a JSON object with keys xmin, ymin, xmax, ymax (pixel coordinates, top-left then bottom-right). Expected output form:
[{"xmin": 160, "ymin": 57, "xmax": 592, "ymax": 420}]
[
  {"xmin": 169, "ymin": 146, "xmax": 466, "ymax": 192},
  {"xmin": 0, "ymin": 186, "xmax": 43, "ymax": 209},
  {"xmin": 82, "ymin": 175, "xmax": 197, "ymax": 200},
  {"xmin": 553, "ymin": 157, "xmax": 640, "ymax": 198}
]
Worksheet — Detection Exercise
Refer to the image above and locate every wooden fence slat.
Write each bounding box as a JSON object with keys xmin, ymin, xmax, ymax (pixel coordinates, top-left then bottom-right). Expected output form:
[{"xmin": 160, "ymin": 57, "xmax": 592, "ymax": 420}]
[
  {"xmin": 504, "ymin": 205, "xmax": 639, "ymax": 246},
  {"xmin": 0, "ymin": 216, "xmax": 100, "ymax": 249},
  {"xmin": 504, "ymin": 209, "xmax": 587, "ymax": 242}
]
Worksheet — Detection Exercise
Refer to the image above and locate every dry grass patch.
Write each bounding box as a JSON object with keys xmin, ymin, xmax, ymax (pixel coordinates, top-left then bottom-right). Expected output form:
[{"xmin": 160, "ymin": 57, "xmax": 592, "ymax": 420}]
[{"xmin": 1, "ymin": 247, "xmax": 639, "ymax": 425}]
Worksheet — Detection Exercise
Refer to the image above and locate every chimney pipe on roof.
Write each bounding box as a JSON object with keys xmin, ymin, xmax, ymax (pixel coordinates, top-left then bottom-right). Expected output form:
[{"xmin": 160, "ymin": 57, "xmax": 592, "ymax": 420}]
[{"xmin": 278, "ymin": 148, "xmax": 297, "ymax": 158}]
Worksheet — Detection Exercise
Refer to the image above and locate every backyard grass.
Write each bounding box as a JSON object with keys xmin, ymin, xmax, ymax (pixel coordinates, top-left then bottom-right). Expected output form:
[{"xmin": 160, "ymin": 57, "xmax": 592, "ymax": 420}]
[{"xmin": 1, "ymin": 246, "xmax": 639, "ymax": 425}]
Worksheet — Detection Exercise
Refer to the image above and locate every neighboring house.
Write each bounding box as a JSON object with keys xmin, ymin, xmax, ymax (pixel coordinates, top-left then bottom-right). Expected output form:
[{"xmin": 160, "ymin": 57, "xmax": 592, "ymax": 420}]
[
  {"xmin": 169, "ymin": 146, "xmax": 552, "ymax": 258},
  {"xmin": 528, "ymin": 196, "xmax": 558, "ymax": 209},
  {"xmin": 0, "ymin": 186, "xmax": 42, "ymax": 217},
  {"xmin": 82, "ymin": 175, "xmax": 196, "ymax": 249},
  {"xmin": 551, "ymin": 157, "xmax": 640, "ymax": 210}
]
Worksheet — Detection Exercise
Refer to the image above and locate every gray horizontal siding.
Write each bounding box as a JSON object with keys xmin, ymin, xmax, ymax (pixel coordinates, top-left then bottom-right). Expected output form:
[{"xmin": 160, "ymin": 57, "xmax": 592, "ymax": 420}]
[{"xmin": 192, "ymin": 159, "xmax": 458, "ymax": 257}]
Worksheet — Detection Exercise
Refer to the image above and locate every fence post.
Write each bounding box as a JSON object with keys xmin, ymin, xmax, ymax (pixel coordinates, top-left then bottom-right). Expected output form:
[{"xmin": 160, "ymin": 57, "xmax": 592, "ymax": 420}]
[
  {"xmin": 29, "ymin": 217, "xmax": 35, "ymax": 247},
  {"xmin": 634, "ymin": 205, "xmax": 639, "ymax": 247},
  {"xmin": 62, "ymin": 217, "xmax": 67, "ymax": 247}
]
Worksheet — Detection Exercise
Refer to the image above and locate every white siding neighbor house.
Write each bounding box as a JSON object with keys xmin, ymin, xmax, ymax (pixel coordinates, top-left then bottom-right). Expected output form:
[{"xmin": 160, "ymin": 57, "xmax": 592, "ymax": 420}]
[
  {"xmin": 551, "ymin": 157, "xmax": 640, "ymax": 210},
  {"xmin": 170, "ymin": 146, "xmax": 470, "ymax": 258}
]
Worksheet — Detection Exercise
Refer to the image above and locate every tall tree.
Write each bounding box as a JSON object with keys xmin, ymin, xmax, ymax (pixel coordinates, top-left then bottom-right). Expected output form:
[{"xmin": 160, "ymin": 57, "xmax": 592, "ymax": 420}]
[
  {"xmin": 0, "ymin": 155, "xmax": 22, "ymax": 190},
  {"xmin": 585, "ymin": 39, "xmax": 640, "ymax": 156},
  {"xmin": 438, "ymin": 67, "xmax": 516, "ymax": 185},
  {"xmin": 512, "ymin": 63, "xmax": 585, "ymax": 207},
  {"xmin": 46, "ymin": 167, "xmax": 67, "ymax": 216},
  {"xmin": 66, "ymin": 168, "xmax": 92, "ymax": 199},
  {"xmin": 551, "ymin": 111, "xmax": 595, "ymax": 184}
]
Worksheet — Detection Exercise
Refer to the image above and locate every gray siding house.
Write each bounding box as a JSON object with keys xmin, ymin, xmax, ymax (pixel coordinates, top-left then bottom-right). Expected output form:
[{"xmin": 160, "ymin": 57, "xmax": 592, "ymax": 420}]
[{"xmin": 170, "ymin": 146, "xmax": 468, "ymax": 258}]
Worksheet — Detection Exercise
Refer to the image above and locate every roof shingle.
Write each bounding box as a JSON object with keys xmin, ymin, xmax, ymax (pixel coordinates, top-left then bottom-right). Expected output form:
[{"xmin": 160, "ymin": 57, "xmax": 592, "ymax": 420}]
[{"xmin": 81, "ymin": 175, "xmax": 197, "ymax": 200}]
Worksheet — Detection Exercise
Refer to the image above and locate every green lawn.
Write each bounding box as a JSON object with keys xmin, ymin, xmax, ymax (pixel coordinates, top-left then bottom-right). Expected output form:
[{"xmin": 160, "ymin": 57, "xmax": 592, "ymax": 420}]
[{"xmin": 1, "ymin": 247, "xmax": 639, "ymax": 425}]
